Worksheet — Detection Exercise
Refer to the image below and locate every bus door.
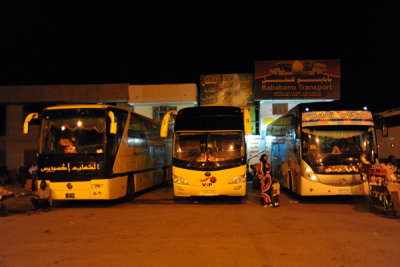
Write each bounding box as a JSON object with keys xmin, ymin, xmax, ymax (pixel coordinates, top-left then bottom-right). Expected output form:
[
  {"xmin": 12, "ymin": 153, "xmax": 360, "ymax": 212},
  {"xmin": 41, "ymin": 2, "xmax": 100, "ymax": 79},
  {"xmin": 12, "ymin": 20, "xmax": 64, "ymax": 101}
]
[{"xmin": 271, "ymin": 142, "xmax": 285, "ymax": 178}]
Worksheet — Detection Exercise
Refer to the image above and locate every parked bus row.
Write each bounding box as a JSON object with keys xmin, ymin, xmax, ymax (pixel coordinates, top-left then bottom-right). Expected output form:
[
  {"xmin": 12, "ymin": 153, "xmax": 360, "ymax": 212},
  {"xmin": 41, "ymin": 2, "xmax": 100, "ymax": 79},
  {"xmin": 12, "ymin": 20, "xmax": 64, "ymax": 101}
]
[{"xmin": 23, "ymin": 101, "xmax": 398, "ymax": 201}]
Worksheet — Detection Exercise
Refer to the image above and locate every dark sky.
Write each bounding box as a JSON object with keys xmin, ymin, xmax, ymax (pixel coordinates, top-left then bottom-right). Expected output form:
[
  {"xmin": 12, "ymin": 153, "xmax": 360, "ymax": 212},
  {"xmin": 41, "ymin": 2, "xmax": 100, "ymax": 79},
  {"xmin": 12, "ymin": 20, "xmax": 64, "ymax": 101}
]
[{"xmin": 0, "ymin": 1, "xmax": 397, "ymax": 112}]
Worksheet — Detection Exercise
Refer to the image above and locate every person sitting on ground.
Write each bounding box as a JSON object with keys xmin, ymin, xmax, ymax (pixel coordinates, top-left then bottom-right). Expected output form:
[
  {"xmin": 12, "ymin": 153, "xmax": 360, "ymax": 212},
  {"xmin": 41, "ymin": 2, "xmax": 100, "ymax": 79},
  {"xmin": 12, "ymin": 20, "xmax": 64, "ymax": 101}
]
[{"xmin": 31, "ymin": 179, "xmax": 52, "ymax": 211}]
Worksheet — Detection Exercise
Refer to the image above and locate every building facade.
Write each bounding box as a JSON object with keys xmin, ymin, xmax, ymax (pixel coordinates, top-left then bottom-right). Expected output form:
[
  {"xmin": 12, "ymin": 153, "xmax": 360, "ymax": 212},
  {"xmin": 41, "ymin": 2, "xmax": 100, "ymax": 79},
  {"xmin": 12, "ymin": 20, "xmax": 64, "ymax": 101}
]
[{"xmin": 0, "ymin": 83, "xmax": 197, "ymax": 172}]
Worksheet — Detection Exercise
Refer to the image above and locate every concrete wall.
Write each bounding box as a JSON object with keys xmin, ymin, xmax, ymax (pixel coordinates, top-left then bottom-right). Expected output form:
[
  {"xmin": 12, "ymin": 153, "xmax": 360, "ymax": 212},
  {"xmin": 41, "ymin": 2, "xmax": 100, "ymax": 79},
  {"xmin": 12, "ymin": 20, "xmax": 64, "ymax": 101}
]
[
  {"xmin": 133, "ymin": 104, "xmax": 195, "ymax": 119},
  {"xmin": 0, "ymin": 84, "xmax": 129, "ymax": 103},
  {"xmin": 129, "ymin": 84, "xmax": 197, "ymax": 104},
  {"xmin": 129, "ymin": 83, "xmax": 198, "ymax": 120},
  {"xmin": 5, "ymin": 105, "xmax": 40, "ymax": 171}
]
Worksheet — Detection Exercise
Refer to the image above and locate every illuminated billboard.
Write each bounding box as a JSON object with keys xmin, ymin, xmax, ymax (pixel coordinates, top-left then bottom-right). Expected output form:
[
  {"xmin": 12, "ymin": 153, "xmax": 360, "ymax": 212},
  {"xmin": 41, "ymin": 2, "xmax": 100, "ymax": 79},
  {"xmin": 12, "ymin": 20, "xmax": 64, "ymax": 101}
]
[
  {"xmin": 199, "ymin": 73, "xmax": 253, "ymax": 108},
  {"xmin": 254, "ymin": 59, "xmax": 340, "ymax": 100}
]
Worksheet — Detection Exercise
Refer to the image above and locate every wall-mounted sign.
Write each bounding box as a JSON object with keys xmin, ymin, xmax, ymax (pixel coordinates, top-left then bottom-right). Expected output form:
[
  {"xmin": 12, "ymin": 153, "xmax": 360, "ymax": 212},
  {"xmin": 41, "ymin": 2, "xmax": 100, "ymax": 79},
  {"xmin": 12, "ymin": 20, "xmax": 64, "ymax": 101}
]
[
  {"xmin": 200, "ymin": 73, "xmax": 253, "ymax": 108},
  {"xmin": 302, "ymin": 110, "xmax": 374, "ymax": 127},
  {"xmin": 254, "ymin": 59, "xmax": 340, "ymax": 100}
]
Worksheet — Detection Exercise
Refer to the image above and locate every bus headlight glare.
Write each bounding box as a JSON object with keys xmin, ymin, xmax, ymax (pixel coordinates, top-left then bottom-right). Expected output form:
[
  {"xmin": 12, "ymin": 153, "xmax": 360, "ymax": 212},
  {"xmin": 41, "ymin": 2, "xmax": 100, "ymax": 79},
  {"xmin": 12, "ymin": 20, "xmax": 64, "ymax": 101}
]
[
  {"xmin": 173, "ymin": 175, "xmax": 188, "ymax": 185},
  {"xmin": 303, "ymin": 165, "xmax": 320, "ymax": 182},
  {"xmin": 228, "ymin": 174, "xmax": 246, "ymax": 184}
]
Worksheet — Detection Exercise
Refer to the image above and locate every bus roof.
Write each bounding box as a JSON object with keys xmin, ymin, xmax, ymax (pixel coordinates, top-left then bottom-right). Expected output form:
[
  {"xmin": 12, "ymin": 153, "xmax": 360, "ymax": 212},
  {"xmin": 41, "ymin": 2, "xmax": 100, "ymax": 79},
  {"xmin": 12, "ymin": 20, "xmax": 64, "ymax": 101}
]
[
  {"xmin": 178, "ymin": 105, "xmax": 242, "ymax": 115},
  {"xmin": 375, "ymin": 107, "xmax": 400, "ymax": 117},
  {"xmin": 294, "ymin": 101, "xmax": 371, "ymax": 114},
  {"xmin": 44, "ymin": 104, "xmax": 129, "ymax": 111},
  {"xmin": 175, "ymin": 106, "xmax": 244, "ymax": 131}
]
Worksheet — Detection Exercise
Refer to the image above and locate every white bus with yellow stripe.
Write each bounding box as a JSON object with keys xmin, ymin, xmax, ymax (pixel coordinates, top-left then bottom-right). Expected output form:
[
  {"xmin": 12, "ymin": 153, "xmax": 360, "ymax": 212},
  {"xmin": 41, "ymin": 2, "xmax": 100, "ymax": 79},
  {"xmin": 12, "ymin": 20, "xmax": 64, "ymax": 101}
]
[
  {"xmin": 24, "ymin": 104, "xmax": 172, "ymax": 201},
  {"xmin": 160, "ymin": 106, "xmax": 251, "ymax": 198}
]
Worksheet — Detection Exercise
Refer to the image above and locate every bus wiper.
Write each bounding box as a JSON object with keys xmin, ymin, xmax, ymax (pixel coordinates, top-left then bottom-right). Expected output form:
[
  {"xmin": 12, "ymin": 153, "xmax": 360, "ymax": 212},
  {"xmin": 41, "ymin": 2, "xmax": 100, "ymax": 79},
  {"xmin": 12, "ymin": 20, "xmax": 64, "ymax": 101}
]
[
  {"xmin": 187, "ymin": 151, "xmax": 201, "ymax": 167},
  {"xmin": 207, "ymin": 146, "xmax": 226, "ymax": 166}
]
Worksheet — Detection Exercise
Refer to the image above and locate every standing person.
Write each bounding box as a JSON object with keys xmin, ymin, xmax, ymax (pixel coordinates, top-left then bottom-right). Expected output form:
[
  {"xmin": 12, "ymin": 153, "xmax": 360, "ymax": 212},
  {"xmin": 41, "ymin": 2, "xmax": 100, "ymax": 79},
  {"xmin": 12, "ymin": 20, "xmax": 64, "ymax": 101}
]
[
  {"xmin": 258, "ymin": 154, "xmax": 273, "ymax": 207},
  {"xmin": 28, "ymin": 160, "xmax": 38, "ymax": 192},
  {"xmin": 386, "ymin": 155, "xmax": 399, "ymax": 181},
  {"xmin": 271, "ymin": 177, "xmax": 280, "ymax": 207},
  {"xmin": 31, "ymin": 180, "xmax": 52, "ymax": 211}
]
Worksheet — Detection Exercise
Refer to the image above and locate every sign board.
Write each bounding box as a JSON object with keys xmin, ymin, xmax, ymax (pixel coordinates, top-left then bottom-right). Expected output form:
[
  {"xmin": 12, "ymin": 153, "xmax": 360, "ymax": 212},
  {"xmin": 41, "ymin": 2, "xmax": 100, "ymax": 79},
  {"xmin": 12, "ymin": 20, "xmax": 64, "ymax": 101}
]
[
  {"xmin": 254, "ymin": 60, "xmax": 340, "ymax": 100},
  {"xmin": 200, "ymin": 74, "xmax": 253, "ymax": 108},
  {"xmin": 302, "ymin": 110, "xmax": 374, "ymax": 127}
]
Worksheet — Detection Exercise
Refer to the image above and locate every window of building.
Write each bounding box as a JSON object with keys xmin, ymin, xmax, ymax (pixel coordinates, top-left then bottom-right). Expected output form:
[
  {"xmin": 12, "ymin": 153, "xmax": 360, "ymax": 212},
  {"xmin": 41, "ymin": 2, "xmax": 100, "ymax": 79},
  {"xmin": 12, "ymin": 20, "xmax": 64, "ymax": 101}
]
[
  {"xmin": 272, "ymin": 103, "xmax": 288, "ymax": 115},
  {"xmin": 153, "ymin": 106, "xmax": 177, "ymax": 121},
  {"xmin": 0, "ymin": 105, "xmax": 5, "ymax": 136},
  {"xmin": 0, "ymin": 150, "xmax": 5, "ymax": 166},
  {"xmin": 24, "ymin": 149, "xmax": 38, "ymax": 166}
]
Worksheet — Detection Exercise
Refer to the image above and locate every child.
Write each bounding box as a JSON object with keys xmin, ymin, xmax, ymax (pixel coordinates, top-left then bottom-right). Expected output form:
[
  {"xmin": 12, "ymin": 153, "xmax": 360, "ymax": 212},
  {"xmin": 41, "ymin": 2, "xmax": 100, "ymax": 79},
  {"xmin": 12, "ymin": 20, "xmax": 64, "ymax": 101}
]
[{"xmin": 271, "ymin": 178, "xmax": 280, "ymax": 207}]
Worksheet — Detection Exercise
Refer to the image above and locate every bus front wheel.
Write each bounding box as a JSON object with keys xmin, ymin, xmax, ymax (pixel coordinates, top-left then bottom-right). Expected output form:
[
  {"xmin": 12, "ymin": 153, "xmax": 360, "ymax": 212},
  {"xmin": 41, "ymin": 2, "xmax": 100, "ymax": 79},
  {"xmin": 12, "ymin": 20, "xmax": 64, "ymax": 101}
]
[{"xmin": 125, "ymin": 175, "xmax": 135, "ymax": 201}]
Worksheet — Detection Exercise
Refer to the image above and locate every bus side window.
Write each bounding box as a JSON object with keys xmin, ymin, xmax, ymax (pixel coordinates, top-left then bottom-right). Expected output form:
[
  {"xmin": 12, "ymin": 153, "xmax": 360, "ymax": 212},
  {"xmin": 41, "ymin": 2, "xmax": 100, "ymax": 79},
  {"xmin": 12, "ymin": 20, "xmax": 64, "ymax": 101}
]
[{"xmin": 382, "ymin": 118, "xmax": 388, "ymax": 137}]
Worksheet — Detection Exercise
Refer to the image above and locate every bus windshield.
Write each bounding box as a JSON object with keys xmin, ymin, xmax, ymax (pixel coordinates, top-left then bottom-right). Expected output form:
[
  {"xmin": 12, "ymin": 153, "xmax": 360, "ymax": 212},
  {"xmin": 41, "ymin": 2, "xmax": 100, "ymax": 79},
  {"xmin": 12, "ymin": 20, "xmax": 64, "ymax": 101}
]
[
  {"xmin": 173, "ymin": 132, "xmax": 245, "ymax": 169},
  {"xmin": 301, "ymin": 126, "xmax": 376, "ymax": 167},
  {"xmin": 41, "ymin": 109, "xmax": 106, "ymax": 154}
]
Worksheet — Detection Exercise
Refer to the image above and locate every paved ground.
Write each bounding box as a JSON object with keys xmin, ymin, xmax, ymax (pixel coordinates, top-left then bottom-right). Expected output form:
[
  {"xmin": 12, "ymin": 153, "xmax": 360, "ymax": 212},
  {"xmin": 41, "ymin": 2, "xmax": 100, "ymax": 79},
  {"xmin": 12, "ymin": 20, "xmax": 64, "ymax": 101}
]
[{"xmin": 1, "ymin": 183, "xmax": 400, "ymax": 267}]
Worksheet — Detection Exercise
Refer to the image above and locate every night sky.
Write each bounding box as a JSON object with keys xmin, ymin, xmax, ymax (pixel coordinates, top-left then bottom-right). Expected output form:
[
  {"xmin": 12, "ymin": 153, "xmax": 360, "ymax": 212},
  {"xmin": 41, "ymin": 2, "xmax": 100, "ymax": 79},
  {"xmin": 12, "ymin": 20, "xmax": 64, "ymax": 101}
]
[{"xmin": 0, "ymin": 2, "xmax": 397, "ymax": 112}]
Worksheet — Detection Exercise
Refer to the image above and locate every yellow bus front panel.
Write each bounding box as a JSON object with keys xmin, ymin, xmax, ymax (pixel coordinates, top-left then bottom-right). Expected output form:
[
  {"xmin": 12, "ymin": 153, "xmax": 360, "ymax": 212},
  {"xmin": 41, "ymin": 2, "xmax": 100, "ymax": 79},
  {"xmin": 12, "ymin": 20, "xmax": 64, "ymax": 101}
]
[
  {"xmin": 172, "ymin": 165, "xmax": 247, "ymax": 197},
  {"xmin": 48, "ymin": 176, "xmax": 128, "ymax": 200}
]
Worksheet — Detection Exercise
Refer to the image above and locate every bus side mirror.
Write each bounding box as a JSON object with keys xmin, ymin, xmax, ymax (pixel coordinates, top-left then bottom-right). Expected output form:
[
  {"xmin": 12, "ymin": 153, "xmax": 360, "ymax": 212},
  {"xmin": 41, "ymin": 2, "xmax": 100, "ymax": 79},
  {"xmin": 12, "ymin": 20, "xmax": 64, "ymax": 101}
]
[
  {"xmin": 23, "ymin": 112, "xmax": 38, "ymax": 134},
  {"xmin": 108, "ymin": 111, "xmax": 117, "ymax": 134},
  {"xmin": 243, "ymin": 108, "xmax": 252, "ymax": 135},
  {"xmin": 375, "ymin": 115, "xmax": 388, "ymax": 137},
  {"xmin": 160, "ymin": 110, "xmax": 177, "ymax": 138},
  {"xmin": 382, "ymin": 122, "xmax": 388, "ymax": 137}
]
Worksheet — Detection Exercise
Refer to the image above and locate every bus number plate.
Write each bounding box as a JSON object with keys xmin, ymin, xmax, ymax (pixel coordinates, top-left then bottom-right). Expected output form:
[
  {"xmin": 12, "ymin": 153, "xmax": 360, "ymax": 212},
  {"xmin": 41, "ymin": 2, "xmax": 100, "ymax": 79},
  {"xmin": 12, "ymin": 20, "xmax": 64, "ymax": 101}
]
[
  {"xmin": 203, "ymin": 190, "xmax": 215, "ymax": 196},
  {"xmin": 66, "ymin": 193, "xmax": 75, "ymax": 198},
  {"xmin": 338, "ymin": 188, "xmax": 349, "ymax": 195}
]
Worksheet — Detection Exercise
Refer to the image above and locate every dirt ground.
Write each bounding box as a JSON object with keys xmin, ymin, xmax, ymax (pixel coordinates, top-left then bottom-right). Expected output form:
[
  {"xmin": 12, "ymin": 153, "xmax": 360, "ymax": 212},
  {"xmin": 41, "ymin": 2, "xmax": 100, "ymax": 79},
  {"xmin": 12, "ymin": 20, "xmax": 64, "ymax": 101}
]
[{"xmin": 1, "ymin": 183, "xmax": 400, "ymax": 267}]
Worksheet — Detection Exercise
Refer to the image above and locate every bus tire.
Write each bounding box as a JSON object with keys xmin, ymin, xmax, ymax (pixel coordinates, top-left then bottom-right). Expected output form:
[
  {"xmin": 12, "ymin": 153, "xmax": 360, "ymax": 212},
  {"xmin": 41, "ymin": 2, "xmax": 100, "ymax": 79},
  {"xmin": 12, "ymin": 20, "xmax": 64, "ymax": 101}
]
[
  {"xmin": 125, "ymin": 175, "xmax": 135, "ymax": 201},
  {"xmin": 173, "ymin": 195, "xmax": 186, "ymax": 203},
  {"xmin": 288, "ymin": 171, "xmax": 294, "ymax": 192}
]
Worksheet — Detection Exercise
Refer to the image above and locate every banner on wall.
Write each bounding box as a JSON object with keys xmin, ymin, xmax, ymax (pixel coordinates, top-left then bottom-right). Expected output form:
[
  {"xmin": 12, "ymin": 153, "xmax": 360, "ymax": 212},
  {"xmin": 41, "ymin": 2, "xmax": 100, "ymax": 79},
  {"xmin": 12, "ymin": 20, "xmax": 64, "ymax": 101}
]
[
  {"xmin": 200, "ymin": 73, "xmax": 253, "ymax": 107},
  {"xmin": 254, "ymin": 59, "xmax": 340, "ymax": 100}
]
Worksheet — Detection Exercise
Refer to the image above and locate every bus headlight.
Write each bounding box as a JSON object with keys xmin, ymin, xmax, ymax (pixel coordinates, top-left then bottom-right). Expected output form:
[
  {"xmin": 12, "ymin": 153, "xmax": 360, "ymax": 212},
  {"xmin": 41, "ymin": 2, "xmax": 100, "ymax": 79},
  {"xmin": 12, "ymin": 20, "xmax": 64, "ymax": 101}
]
[
  {"xmin": 228, "ymin": 174, "xmax": 246, "ymax": 184},
  {"xmin": 173, "ymin": 175, "xmax": 188, "ymax": 185},
  {"xmin": 305, "ymin": 167, "xmax": 319, "ymax": 182}
]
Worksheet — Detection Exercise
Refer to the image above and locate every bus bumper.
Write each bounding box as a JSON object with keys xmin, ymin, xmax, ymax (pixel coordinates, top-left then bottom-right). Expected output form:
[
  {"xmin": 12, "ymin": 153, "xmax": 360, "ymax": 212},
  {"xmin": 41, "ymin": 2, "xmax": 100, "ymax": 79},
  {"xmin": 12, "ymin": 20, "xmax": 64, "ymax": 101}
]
[
  {"xmin": 299, "ymin": 176, "xmax": 369, "ymax": 196},
  {"xmin": 48, "ymin": 177, "xmax": 127, "ymax": 200},
  {"xmin": 173, "ymin": 182, "xmax": 246, "ymax": 197}
]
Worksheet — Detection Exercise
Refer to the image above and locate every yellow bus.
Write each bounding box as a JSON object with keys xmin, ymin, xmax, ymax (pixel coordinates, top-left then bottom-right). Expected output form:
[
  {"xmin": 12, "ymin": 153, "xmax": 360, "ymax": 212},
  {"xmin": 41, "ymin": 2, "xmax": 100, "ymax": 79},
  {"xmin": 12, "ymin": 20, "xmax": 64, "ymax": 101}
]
[
  {"xmin": 160, "ymin": 106, "xmax": 252, "ymax": 198},
  {"xmin": 24, "ymin": 104, "xmax": 172, "ymax": 201}
]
